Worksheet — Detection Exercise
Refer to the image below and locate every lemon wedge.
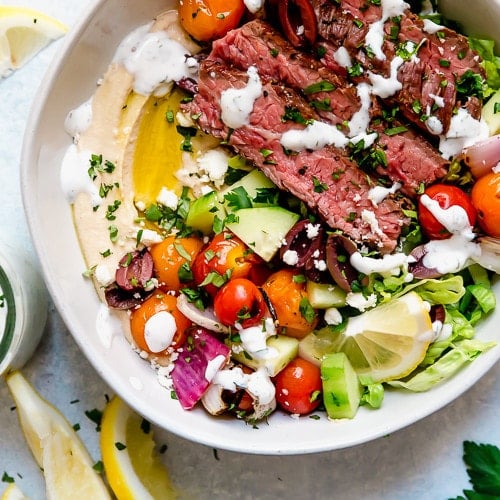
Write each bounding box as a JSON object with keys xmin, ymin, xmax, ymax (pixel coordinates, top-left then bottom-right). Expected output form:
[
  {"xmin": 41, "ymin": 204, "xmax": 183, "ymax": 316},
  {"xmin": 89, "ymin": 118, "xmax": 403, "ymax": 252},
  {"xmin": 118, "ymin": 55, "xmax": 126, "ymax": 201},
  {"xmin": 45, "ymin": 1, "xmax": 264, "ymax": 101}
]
[
  {"xmin": 1, "ymin": 483, "xmax": 28, "ymax": 500},
  {"xmin": 341, "ymin": 291, "xmax": 434, "ymax": 382},
  {"xmin": 100, "ymin": 395, "xmax": 177, "ymax": 500},
  {"xmin": 0, "ymin": 6, "xmax": 67, "ymax": 77},
  {"xmin": 5, "ymin": 371, "xmax": 111, "ymax": 499}
]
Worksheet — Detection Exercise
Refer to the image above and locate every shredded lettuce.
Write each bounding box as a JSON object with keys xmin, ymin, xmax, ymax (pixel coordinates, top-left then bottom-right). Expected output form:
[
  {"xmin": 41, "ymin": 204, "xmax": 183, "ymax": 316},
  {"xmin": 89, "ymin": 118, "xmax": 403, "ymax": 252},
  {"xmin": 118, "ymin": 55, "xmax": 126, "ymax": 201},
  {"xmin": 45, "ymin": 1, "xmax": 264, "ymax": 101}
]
[
  {"xmin": 388, "ymin": 339, "xmax": 496, "ymax": 392},
  {"xmin": 359, "ymin": 375, "xmax": 384, "ymax": 409}
]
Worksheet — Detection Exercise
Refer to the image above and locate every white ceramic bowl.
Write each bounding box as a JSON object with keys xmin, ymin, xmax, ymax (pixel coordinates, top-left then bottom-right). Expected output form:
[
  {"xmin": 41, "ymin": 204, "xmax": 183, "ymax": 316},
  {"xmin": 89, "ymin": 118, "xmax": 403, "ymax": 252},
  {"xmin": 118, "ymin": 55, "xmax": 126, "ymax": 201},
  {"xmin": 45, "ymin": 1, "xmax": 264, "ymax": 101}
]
[{"xmin": 21, "ymin": 0, "xmax": 500, "ymax": 454}]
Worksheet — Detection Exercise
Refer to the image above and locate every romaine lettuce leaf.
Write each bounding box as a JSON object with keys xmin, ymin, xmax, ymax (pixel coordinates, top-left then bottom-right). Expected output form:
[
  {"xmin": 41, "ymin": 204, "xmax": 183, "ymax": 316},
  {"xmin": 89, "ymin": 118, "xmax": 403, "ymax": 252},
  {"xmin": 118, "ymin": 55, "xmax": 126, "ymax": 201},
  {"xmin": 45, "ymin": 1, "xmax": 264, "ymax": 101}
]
[{"xmin": 468, "ymin": 38, "xmax": 500, "ymax": 91}]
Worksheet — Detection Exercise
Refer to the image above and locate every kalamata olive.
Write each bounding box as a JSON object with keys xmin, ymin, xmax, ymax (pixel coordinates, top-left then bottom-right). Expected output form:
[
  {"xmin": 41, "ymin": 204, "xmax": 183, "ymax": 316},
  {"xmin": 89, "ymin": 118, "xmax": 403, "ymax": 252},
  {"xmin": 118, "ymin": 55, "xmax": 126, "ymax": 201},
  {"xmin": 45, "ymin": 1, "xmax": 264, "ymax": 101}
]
[
  {"xmin": 304, "ymin": 245, "xmax": 329, "ymax": 282},
  {"xmin": 176, "ymin": 77, "xmax": 199, "ymax": 95},
  {"xmin": 325, "ymin": 234, "xmax": 358, "ymax": 292},
  {"xmin": 280, "ymin": 219, "xmax": 324, "ymax": 268},
  {"xmin": 430, "ymin": 304, "xmax": 446, "ymax": 324},
  {"xmin": 408, "ymin": 245, "xmax": 442, "ymax": 279},
  {"xmin": 115, "ymin": 249, "xmax": 154, "ymax": 292},
  {"xmin": 104, "ymin": 283, "xmax": 143, "ymax": 310},
  {"xmin": 268, "ymin": 0, "xmax": 318, "ymax": 47}
]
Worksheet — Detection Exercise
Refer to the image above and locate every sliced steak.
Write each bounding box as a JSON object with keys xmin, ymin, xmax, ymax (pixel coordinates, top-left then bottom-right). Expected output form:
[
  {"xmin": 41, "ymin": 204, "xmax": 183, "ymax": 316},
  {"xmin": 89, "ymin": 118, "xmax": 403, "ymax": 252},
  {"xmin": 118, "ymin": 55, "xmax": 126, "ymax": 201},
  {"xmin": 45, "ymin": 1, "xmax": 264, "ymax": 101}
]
[
  {"xmin": 311, "ymin": 0, "xmax": 484, "ymax": 136},
  {"xmin": 184, "ymin": 59, "xmax": 408, "ymax": 252},
  {"xmin": 210, "ymin": 19, "xmax": 448, "ymax": 195}
]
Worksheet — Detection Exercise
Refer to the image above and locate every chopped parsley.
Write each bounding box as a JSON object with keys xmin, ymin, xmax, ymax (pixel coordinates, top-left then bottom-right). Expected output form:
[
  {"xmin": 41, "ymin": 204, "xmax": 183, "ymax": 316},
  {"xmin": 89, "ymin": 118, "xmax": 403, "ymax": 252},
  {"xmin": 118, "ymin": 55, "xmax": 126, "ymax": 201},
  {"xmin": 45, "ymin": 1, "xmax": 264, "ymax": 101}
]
[
  {"xmin": 384, "ymin": 125, "xmax": 408, "ymax": 136},
  {"xmin": 299, "ymin": 297, "xmax": 316, "ymax": 324},
  {"xmin": 303, "ymin": 81, "xmax": 336, "ymax": 94},
  {"xmin": 88, "ymin": 154, "xmax": 115, "ymax": 180},
  {"xmin": 282, "ymin": 106, "xmax": 313, "ymax": 125},
  {"xmin": 312, "ymin": 176, "xmax": 329, "ymax": 193},
  {"xmin": 224, "ymin": 186, "xmax": 252, "ymax": 210},
  {"xmin": 176, "ymin": 125, "xmax": 197, "ymax": 152}
]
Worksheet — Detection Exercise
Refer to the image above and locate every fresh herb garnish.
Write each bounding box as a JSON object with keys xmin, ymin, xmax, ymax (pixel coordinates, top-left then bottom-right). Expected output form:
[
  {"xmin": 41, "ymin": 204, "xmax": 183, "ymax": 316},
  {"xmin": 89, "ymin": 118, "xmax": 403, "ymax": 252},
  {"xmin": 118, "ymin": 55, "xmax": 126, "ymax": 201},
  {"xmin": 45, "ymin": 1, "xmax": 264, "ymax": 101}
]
[
  {"xmin": 450, "ymin": 441, "xmax": 500, "ymax": 499},
  {"xmin": 303, "ymin": 81, "xmax": 336, "ymax": 94}
]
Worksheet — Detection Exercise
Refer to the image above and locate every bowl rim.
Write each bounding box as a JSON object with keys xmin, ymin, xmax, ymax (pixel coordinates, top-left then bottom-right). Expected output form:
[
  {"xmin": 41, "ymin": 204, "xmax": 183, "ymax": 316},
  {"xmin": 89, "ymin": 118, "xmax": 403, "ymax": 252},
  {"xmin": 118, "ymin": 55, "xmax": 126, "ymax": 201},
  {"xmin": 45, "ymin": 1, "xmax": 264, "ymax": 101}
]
[{"xmin": 20, "ymin": 0, "xmax": 500, "ymax": 455}]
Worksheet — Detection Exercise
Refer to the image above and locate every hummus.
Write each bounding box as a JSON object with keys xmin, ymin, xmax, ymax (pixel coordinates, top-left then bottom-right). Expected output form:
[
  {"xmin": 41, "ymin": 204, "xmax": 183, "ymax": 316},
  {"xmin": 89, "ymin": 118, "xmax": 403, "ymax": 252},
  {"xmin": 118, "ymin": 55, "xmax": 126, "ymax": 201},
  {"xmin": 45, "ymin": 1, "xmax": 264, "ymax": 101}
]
[{"xmin": 63, "ymin": 10, "xmax": 200, "ymax": 303}]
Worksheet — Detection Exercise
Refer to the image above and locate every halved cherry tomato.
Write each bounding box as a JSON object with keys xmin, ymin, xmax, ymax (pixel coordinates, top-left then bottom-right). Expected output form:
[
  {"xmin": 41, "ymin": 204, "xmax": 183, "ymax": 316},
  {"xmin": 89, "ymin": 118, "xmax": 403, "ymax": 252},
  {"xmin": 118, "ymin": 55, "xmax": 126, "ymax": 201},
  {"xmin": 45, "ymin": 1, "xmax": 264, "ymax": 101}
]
[
  {"xmin": 178, "ymin": 0, "xmax": 245, "ymax": 42},
  {"xmin": 274, "ymin": 358, "xmax": 322, "ymax": 415},
  {"xmin": 213, "ymin": 278, "xmax": 266, "ymax": 328},
  {"xmin": 149, "ymin": 236, "xmax": 204, "ymax": 292},
  {"xmin": 418, "ymin": 184, "xmax": 477, "ymax": 240},
  {"xmin": 471, "ymin": 171, "xmax": 500, "ymax": 238},
  {"xmin": 192, "ymin": 232, "xmax": 261, "ymax": 296},
  {"xmin": 262, "ymin": 269, "xmax": 318, "ymax": 339},
  {"xmin": 130, "ymin": 292, "xmax": 191, "ymax": 354}
]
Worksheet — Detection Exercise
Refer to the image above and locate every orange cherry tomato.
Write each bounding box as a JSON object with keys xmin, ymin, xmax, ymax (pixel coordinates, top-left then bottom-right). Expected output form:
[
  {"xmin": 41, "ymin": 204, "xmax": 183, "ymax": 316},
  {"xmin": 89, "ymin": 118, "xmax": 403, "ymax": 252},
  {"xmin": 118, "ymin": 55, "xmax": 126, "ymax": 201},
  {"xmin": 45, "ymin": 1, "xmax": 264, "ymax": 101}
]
[
  {"xmin": 192, "ymin": 232, "xmax": 261, "ymax": 296},
  {"xmin": 418, "ymin": 184, "xmax": 477, "ymax": 240},
  {"xmin": 262, "ymin": 269, "xmax": 318, "ymax": 339},
  {"xmin": 213, "ymin": 278, "xmax": 266, "ymax": 328},
  {"xmin": 130, "ymin": 292, "xmax": 191, "ymax": 354},
  {"xmin": 178, "ymin": 0, "xmax": 245, "ymax": 42},
  {"xmin": 471, "ymin": 171, "xmax": 500, "ymax": 238},
  {"xmin": 274, "ymin": 358, "xmax": 322, "ymax": 415},
  {"xmin": 149, "ymin": 235, "xmax": 204, "ymax": 292}
]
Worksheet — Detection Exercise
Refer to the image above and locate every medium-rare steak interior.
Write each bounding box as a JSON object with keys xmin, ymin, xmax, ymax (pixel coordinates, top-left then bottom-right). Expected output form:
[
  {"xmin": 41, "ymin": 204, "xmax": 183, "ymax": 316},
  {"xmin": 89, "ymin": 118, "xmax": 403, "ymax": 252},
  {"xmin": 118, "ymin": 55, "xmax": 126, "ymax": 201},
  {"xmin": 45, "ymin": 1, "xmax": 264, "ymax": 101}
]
[{"xmin": 183, "ymin": 0, "xmax": 485, "ymax": 253}]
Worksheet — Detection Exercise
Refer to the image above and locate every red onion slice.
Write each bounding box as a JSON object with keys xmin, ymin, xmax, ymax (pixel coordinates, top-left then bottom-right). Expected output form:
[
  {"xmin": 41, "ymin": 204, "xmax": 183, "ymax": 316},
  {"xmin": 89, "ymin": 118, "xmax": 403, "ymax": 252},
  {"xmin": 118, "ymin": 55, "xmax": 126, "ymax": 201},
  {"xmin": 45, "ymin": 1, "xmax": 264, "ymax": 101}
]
[{"xmin": 462, "ymin": 134, "xmax": 500, "ymax": 178}]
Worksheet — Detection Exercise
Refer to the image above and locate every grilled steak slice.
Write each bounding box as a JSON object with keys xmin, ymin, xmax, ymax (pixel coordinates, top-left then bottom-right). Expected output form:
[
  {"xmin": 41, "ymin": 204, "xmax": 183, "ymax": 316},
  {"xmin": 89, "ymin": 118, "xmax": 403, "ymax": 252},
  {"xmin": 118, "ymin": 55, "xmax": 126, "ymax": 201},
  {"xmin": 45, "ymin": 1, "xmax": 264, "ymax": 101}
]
[
  {"xmin": 184, "ymin": 59, "xmax": 408, "ymax": 252},
  {"xmin": 311, "ymin": 0, "xmax": 484, "ymax": 136},
  {"xmin": 210, "ymin": 19, "xmax": 448, "ymax": 196}
]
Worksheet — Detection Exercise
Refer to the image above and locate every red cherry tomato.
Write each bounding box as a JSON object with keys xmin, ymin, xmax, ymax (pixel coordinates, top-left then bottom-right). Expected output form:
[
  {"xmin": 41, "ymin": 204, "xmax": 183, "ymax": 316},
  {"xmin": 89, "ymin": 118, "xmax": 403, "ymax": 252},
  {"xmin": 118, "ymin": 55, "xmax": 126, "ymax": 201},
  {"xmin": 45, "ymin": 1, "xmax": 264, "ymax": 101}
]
[
  {"xmin": 213, "ymin": 278, "xmax": 266, "ymax": 328},
  {"xmin": 471, "ymin": 172, "xmax": 500, "ymax": 238},
  {"xmin": 192, "ymin": 232, "xmax": 261, "ymax": 296},
  {"xmin": 178, "ymin": 0, "xmax": 245, "ymax": 42},
  {"xmin": 418, "ymin": 184, "xmax": 477, "ymax": 240},
  {"xmin": 274, "ymin": 358, "xmax": 322, "ymax": 415}
]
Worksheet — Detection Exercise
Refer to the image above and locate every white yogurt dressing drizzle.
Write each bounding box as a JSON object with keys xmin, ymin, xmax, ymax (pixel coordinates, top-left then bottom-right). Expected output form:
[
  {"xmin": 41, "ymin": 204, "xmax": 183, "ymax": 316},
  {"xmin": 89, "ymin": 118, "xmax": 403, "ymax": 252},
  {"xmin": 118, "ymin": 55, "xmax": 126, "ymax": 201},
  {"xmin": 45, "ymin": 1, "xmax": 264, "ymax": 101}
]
[
  {"xmin": 243, "ymin": 0, "xmax": 265, "ymax": 14},
  {"xmin": 365, "ymin": 0, "xmax": 409, "ymax": 60},
  {"xmin": 96, "ymin": 304, "xmax": 124, "ymax": 349},
  {"xmin": 220, "ymin": 65, "xmax": 262, "ymax": 129},
  {"xmin": 368, "ymin": 56, "xmax": 404, "ymax": 98},
  {"xmin": 419, "ymin": 194, "xmax": 481, "ymax": 274},
  {"xmin": 236, "ymin": 317, "xmax": 277, "ymax": 362},
  {"xmin": 213, "ymin": 366, "xmax": 275, "ymax": 405},
  {"xmin": 114, "ymin": 23, "xmax": 199, "ymax": 96},
  {"xmin": 368, "ymin": 182, "xmax": 402, "ymax": 206},
  {"xmin": 64, "ymin": 97, "xmax": 93, "ymax": 141},
  {"xmin": 144, "ymin": 311, "xmax": 177, "ymax": 353},
  {"xmin": 439, "ymin": 108, "xmax": 490, "ymax": 159},
  {"xmin": 60, "ymin": 145, "xmax": 101, "ymax": 206}
]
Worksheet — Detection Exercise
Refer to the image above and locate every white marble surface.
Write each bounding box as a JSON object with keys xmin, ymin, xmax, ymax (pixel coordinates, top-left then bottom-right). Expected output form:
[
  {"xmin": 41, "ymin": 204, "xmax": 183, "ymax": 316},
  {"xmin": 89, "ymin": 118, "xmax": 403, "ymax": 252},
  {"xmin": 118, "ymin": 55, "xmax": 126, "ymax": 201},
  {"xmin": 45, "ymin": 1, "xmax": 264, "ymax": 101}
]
[{"xmin": 0, "ymin": 1, "xmax": 499, "ymax": 498}]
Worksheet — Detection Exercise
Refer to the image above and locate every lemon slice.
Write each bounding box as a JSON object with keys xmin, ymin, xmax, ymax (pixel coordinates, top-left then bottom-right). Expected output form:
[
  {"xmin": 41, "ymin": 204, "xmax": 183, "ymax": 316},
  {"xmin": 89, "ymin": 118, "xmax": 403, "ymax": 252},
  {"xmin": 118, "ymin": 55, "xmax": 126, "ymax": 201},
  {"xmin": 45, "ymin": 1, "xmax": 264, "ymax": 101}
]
[
  {"xmin": 0, "ymin": 6, "xmax": 67, "ymax": 77},
  {"xmin": 100, "ymin": 395, "xmax": 177, "ymax": 500},
  {"xmin": 1, "ymin": 483, "xmax": 28, "ymax": 500},
  {"xmin": 5, "ymin": 371, "xmax": 111, "ymax": 499},
  {"xmin": 341, "ymin": 291, "xmax": 434, "ymax": 382}
]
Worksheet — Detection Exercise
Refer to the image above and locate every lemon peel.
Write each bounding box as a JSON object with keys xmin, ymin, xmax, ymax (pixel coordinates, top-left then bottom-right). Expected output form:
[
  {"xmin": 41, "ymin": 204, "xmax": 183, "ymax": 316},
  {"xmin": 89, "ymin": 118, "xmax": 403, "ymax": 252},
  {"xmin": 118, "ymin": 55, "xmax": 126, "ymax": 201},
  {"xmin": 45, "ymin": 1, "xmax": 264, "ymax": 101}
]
[
  {"xmin": 100, "ymin": 395, "xmax": 177, "ymax": 500},
  {"xmin": 0, "ymin": 6, "xmax": 67, "ymax": 77},
  {"xmin": 341, "ymin": 291, "xmax": 434, "ymax": 382},
  {"xmin": 1, "ymin": 483, "xmax": 29, "ymax": 500},
  {"xmin": 5, "ymin": 371, "xmax": 111, "ymax": 499}
]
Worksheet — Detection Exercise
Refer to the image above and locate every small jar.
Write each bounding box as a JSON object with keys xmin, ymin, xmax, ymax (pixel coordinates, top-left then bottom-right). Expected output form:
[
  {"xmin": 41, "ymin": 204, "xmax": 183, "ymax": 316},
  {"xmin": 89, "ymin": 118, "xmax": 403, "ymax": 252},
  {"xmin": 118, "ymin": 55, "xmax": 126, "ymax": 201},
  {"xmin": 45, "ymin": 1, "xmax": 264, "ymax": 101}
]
[{"xmin": 0, "ymin": 240, "xmax": 48, "ymax": 376}]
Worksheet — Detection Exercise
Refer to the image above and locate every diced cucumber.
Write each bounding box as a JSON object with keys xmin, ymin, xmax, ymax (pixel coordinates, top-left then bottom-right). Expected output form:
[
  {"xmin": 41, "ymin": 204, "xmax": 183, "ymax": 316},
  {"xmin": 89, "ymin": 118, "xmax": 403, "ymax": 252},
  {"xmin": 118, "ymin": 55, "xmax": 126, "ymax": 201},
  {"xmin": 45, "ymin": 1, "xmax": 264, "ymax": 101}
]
[
  {"xmin": 306, "ymin": 281, "xmax": 347, "ymax": 309},
  {"xmin": 229, "ymin": 335, "xmax": 299, "ymax": 377},
  {"xmin": 185, "ymin": 169, "xmax": 280, "ymax": 236},
  {"xmin": 482, "ymin": 89, "xmax": 500, "ymax": 135},
  {"xmin": 185, "ymin": 191, "xmax": 226, "ymax": 235},
  {"xmin": 321, "ymin": 352, "xmax": 362, "ymax": 419},
  {"xmin": 298, "ymin": 327, "xmax": 344, "ymax": 366},
  {"xmin": 226, "ymin": 206, "xmax": 299, "ymax": 261},
  {"xmin": 220, "ymin": 169, "xmax": 276, "ymax": 205}
]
